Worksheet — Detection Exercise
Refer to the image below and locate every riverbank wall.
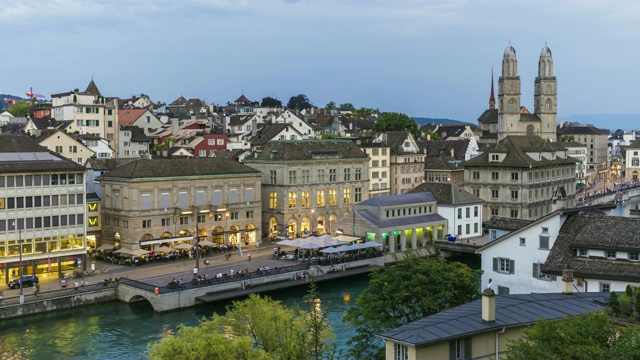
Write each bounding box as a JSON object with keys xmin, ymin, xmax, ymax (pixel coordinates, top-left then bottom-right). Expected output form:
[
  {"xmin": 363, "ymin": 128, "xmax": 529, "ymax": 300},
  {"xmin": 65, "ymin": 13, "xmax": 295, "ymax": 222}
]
[{"xmin": 0, "ymin": 288, "xmax": 116, "ymax": 320}]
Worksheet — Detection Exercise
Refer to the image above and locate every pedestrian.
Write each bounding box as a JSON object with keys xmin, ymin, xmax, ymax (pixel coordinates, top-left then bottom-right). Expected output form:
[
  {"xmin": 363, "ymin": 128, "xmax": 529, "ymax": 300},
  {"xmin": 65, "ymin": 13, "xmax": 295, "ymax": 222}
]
[
  {"xmin": 230, "ymin": 268, "xmax": 235, "ymax": 277},
  {"xmin": 74, "ymin": 281, "xmax": 79, "ymax": 291}
]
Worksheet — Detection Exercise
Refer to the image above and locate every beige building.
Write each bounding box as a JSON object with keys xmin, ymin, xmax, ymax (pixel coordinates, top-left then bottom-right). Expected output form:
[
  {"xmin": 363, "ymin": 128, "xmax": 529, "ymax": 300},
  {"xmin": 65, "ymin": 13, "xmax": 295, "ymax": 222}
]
[
  {"xmin": 557, "ymin": 123, "xmax": 610, "ymax": 183},
  {"xmin": 52, "ymin": 80, "xmax": 107, "ymax": 138},
  {"xmin": 99, "ymin": 158, "xmax": 262, "ymax": 251},
  {"xmin": 373, "ymin": 131, "xmax": 424, "ymax": 195},
  {"xmin": 243, "ymin": 140, "xmax": 369, "ymax": 240},
  {"xmin": 36, "ymin": 129, "xmax": 95, "ymax": 165},
  {"xmin": 360, "ymin": 143, "xmax": 391, "ymax": 197},
  {"xmin": 464, "ymin": 136, "xmax": 577, "ymax": 221}
]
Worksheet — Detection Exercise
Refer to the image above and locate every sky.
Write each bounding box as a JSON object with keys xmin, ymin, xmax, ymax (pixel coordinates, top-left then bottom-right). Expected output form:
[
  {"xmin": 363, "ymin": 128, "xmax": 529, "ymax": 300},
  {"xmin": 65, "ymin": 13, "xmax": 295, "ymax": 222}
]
[{"xmin": 2, "ymin": 0, "xmax": 640, "ymax": 128}]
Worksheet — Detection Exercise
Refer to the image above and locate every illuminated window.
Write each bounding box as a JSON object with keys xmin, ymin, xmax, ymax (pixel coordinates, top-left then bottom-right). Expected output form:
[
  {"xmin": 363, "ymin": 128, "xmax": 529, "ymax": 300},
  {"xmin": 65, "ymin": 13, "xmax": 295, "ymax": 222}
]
[
  {"xmin": 288, "ymin": 192, "xmax": 297, "ymax": 208},
  {"xmin": 343, "ymin": 189, "xmax": 351, "ymax": 204},
  {"xmin": 301, "ymin": 191, "xmax": 310, "ymax": 207},
  {"xmin": 317, "ymin": 190, "xmax": 325, "ymax": 206},
  {"xmin": 269, "ymin": 192, "xmax": 278, "ymax": 209},
  {"xmin": 329, "ymin": 189, "xmax": 337, "ymax": 205}
]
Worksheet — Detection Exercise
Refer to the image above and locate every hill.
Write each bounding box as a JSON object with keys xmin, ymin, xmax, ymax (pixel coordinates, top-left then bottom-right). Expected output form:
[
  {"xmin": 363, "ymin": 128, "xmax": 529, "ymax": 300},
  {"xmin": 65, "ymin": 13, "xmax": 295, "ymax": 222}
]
[
  {"xmin": 413, "ymin": 117, "xmax": 474, "ymax": 127},
  {"xmin": 559, "ymin": 114, "xmax": 640, "ymax": 131},
  {"xmin": 0, "ymin": 94, "xmax": 25, "ymax": 110}
]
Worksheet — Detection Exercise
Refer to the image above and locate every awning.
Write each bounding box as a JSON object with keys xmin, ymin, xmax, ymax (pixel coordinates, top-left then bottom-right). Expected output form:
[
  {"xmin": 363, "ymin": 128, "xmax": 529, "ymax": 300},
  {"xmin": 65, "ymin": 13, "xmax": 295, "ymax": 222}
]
[
  {"xmin": 576, "ymin": 183, "xmax": 587, "ymax": 189},
  {"xmin": 140, "ymin": 236, "xmax": 193, "ymax": 246}
]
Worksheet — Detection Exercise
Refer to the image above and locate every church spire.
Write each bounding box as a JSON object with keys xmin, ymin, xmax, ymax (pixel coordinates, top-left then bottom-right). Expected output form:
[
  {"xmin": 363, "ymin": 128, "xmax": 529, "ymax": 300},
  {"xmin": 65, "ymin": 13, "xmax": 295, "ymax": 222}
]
[{"xmin": 489, "ymin": 66, "xmax": 496, "ymax": 109}]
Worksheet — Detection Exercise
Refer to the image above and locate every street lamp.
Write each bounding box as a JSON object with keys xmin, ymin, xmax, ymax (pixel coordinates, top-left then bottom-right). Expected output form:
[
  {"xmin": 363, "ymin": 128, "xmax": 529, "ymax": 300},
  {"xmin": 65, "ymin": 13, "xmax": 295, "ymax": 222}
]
[{"xmin": 12, "ymin": 221, "xmax": 24, "ymax": 304}]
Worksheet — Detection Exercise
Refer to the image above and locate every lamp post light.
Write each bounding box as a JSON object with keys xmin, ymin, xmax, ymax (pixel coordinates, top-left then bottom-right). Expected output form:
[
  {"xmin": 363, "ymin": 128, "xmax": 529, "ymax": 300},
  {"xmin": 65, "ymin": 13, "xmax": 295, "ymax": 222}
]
[
  {"xmin": 12, "ymin": 222, "xmax": 24, "ymax": 304},
  {"xmin": 193, "ymin": 207, "xmax": 200, "ymax": 277}
]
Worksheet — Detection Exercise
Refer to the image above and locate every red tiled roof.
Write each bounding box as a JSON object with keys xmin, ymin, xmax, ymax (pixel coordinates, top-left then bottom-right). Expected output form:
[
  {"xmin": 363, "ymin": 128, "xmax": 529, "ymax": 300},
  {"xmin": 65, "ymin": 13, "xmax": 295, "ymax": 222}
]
[{"xmin": 118, "ymin": 109, "xmax": 147, "ymax": 126}]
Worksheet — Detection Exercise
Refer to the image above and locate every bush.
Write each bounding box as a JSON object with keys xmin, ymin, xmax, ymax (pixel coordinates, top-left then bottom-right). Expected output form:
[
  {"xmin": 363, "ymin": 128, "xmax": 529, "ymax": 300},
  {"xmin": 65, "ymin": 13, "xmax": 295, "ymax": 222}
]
[
  {"xmin": 619, "ymin": 294, "xmax": 632, "ymax": 318},
  {"xmin": 609, "ymin": 292, "xmax": 620, "ymax": 316}
]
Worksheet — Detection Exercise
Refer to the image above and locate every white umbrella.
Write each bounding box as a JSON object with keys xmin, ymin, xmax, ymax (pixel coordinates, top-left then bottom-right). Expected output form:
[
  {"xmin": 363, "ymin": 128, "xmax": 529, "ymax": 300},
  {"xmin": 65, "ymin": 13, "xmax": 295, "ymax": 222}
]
[
  {"xmin": 129, "ymin": 249, "xmax": 150, "ymax": 257},
  {"xmin": 309, "ymin": 236, "xmax": 347, "ymax": 248},
  {"xmin": 96, "ymin": 244, "xmax": 115, "ymax": 252},
  {"xmin": 276, "ymin": 239, "xmax": 294, "ymax": 246},
  {"xmin": 320, "ymin": 247, "xmax": 343, "ymax": 253},
  {"xmin": 113, "ymin": 248, "xmax": 130, "ymax": 255},
  {"xmin": 198, "ymin": 240, "xmax": 215, "ymax": 246},
  {"xmin": 156, "ymin": 246, "xmax": 174, "ymax": 253},
  {"xmin": 174, "ymin": 243, "xmax": 193, "ymax": 250},
  {"xmin": 361, "ymin": 241, "xmax": 383, "ymax": 248}
]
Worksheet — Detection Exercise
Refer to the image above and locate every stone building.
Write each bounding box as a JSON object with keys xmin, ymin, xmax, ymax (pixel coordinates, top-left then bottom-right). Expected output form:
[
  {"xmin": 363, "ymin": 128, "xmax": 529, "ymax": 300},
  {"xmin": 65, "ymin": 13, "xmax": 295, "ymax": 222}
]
[
  {"xmin": 99, "ymin": 157, "xmax": 262, "ymax": 251},
  {"xmin": 243, "ymin": 140, "xmax": 369, "ymax": 239},
  {"xmin": 557, "ymin": 123, "xmax": 610, "ymax": 183},
  {"xmin": 360, "ymin": 143, "xmax": 391, "ymax": 197},
  {"xmin": 372, "ymin": 131, "xmax": 424, "ymax": 195},
  {"xmin": 464, "ymin": 136, "xmax": 577, "ymax": 221},
  {"xmin": 0, "ymin": 135, "xmax": 87, "ymax": 283}
]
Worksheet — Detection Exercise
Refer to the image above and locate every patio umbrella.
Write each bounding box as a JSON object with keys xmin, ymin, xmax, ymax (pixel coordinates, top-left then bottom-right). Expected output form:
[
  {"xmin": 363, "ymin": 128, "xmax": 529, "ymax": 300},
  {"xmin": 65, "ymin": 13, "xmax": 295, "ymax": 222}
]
[
  {"xmin": 129, "ymin": 249, "xmax": 151, "ymax": 257},
  {"xmin": 276, "ymin": 239, "xmax": 293, "ymax": 246},
  {"xmin": 96, "ymin": 244, "xmax": 115, "ymax": 252},
  {"xmin": 320, "ymin": 247, "xmax": 343, "ymax": 253},
  {"xmin": 309, "ymin": 236, "xmax": 347, "ymax": 248},
  {"xmin": 361, "ymin": 241, "xmax": 383, "ymax": 249},
  {"xmin": 198, "ymin": 240, "xmax": 215, "ymax": 247},
  {"xmin": 174, "ymin": 243, "xmax": 193, "ymax": 250},
  {"xmin": 113, "ymin": 248, "xmax": 130, "ymax": 254},
  {"xmin": 156, "ymin": 246, "xmax": 174, "ymax": 253}
]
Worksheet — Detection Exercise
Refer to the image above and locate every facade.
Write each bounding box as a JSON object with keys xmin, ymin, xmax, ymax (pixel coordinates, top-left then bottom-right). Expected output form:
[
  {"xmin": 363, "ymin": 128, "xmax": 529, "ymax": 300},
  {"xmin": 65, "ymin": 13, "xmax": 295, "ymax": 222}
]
[
  {"xmin": 423, "ymin": 155, "xmax": 464, "ymax": 186},
  {"xmin": 623, "ymin": 140, "xmax": 640, "ymax": 183},
  {"xmin": 373, "ymin": 131, "xmax": 424, "ymax": 195},
  {"xmin": 408, "ymin": 182, "xmax": 484, "ymax": 240},
  {"xmin": 99, "ymin": 158, "xmax": 262, "ymax": 251},
  {"xmin": 118, "ymin": 126, "xmax": 150, "ymax": 158},
  {"xmin": 464, "ymin": 136, "xmax": 577, "ymax": 221},
  {"xmin": 557, "ymin": 123, "xmax": 610, "ymax": 182},
  {"xmin": 496, "ymin": 43, "xmax": 557, "ymax": 141},
  {"xmin": 77, "ymin": 134, "xmax": 114, "ymax": 159},
  {"xmin": 51, "ymin": 80, "xmax": 107, "ymax": 138},
  {"xmin": 360, "ymin": 144, "xmax": 391, "ymax": 197},
  {"xmin": 333, "ymin": 192, "xmax": 447, "ymax": 253},
  {"xmin": 0, "ymin": 135, "xmax": 87, "ymax": 283},
  {"xmin": 559, "ymin": 141, "xmax": 588, "ymax": 184},
  {"xmin": 243, "ymin": 140, "xmax": 369, "ymax": 240},
  {"xmin": 36, "ymin": 129, "xmax": 95, "ymax": 165}
]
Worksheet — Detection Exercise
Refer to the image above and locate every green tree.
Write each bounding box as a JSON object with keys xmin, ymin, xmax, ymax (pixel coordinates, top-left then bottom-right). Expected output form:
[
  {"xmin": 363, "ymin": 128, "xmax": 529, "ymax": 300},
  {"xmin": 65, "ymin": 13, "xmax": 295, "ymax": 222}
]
[
  {"xmin": 372, "ymin": 112, "xmax": 421, "ymax": 140},
  {"xmin": 561, "ymin": 135, "xmax": 575, "ymax": 142},
  {"xmin": 261, "ymin": 96, "xmax": 282, "ymax": 108},
  {"xmin": 147, "ymin": 293, "xmax": 336, "ymax": 360},
  {"xmin": 506, "ymin": 311, "xmax": 640, "ymax": 360},
  {"xmin": 422, "ymin": 131, "xmax": 441, "ymax": 140},
  {"xmin": 324, "ymin": 101, "xmax": 336, "ymax": 110},
  {"xmin": 287, "ymin": 94, "xmax": 312, "ymax": 110},
  {"xmin": 8, "ymin": 100, "xmax": 31, "ymax": 117},
  {"xmin": 337, "ymin": 103, "xmax": 355, "ymax": 112},
  {"xmin": 353, "ymin": 107, "xmax": 377, "ymax": 117},
  {"xmin": 343, "ymin": 256, "xmax": 481, "ymax": 360}
]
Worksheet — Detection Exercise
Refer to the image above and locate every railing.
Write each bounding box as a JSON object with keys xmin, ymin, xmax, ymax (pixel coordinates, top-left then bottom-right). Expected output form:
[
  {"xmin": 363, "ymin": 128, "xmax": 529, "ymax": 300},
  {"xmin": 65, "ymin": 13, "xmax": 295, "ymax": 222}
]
[{"xmin": 0, "ymin": 281, "xmax": 115, "ymax": 306}]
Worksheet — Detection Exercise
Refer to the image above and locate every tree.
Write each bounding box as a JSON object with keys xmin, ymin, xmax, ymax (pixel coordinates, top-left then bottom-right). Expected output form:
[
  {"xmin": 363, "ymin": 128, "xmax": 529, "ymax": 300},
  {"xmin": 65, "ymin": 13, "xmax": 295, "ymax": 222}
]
[
  {"xmin": 337, "ymin": 103, "xmax": 355, "ymax": 112},
  {"xmin": 324, "ymin": 101, "xmax": 336, "ymax": 110},
  {"xmin": 352, "ymin": 107, "xmax": 378, "ymax": 117},
  {"xmin": 287, "ymin": 94, "xmax": 312, "ymax": 110},
  {"xmin": 261, "ymin": 96, "xmax": 282, "ymax": 108},
  {"xmin": 147, "ymin": 293, "xmax": 336, "ymax": 360},
  {"xmin": 343, "ymin": 256, "xmax": 481, "ymax": 360},
  {"xmin": 372, "ymin": 112, "xmax": 421, "ymax": 140},
  {"xmin": 506, "ymin": 311, "xmax": 640, "ymax": 360},
  {"xmin": 561, "ymin": 135, "xmax": 575, "ymax": 142},
  {"xmin": 7, "ymin": 100, "xmax": 31, "ymax": 117},
  {"xmin": 422, "ymin": 131, "xmax": 441, "ymax": 140}
]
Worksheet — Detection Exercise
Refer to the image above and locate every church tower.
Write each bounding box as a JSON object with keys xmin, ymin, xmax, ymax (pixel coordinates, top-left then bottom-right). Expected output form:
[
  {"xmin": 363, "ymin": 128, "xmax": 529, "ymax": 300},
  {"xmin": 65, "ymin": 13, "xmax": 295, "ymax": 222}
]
[
  {"xmin": 497, "ymin": 42, "xmax": 521, "ymax": 140},
  {"xmin": 534, "ymin": 43, "xmax": 557, "ymax": 140}
]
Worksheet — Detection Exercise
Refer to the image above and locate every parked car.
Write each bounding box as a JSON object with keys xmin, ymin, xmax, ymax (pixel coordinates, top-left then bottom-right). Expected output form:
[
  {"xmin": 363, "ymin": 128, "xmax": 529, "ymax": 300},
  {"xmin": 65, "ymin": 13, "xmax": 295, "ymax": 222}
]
[{"xmin": 8, "ymin": 275, "xmax": 39, "ymax": 289}]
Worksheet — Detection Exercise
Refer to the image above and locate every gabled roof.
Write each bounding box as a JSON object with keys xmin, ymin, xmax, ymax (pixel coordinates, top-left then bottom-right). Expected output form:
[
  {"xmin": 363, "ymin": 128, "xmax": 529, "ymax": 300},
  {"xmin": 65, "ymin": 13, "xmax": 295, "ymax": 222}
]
[
  {"xmin": 100, "ymin": 158, "xmax": 260, "ymax": 179},
  {"xmin": 121, "ymin": 126, "xmax": 150, "ymax": 142},
  {"xmin": 235, "ymin": 94, "xmax": 251, "ymax": 103},
  {"xmin": 423, "ymin": 155, "xmax": 462, "ymax": 171},
  {"xmin": 407, "ymin": 183, "xmax": 483, "ymax": 205},
  {"xmin": 557, "ymin": 125, "xmax": 609, "ymax": 136},
  {"xmin": 248, "ymin": 140, "xmax": 367, "ymax": 161},
  {"xmin": 359, "ymin": 192, "xmax": 436, "ymax": 207},
  {"xmin": 30, "ymin": 117, "xmax": 60, "ymax": 130},
  {"xmin": 477, "ymin": 108, "xmax": 498, "ymax": 124},
  {"xmin": 423, "ymin": 140, "xmax": 470, "ymax": 158},
  {"xmin": 170, "ymin": 96, "xmax": 187, "ymax": 106},
  {"xmin": 249, "ymin": 123, "xmax": 293, "ymax": 146},
  {"xmin": 378, "ymin": 291, "xmax": 609, "ymax": 347},
  {"xmin": 85, "ymin": 80, "xmax": 102, "ymax": 97},
  {"xmin": 482, "ymin": 216, "xmax": 534, "ymax": 231},
  {"xmin": 543, "ymin": 213, "xmax": 640, "ymax": 281},
  {"xmin": 118, "ymin": 109, "xmax": 148, "ymax": 126},
  {"xmin": 357, "ymin": 210, "xmax": 445, "ymax": 229},
  {"xmin": 86, "ymin": 157, "xmax": 138, "ymax": 171},
  {"xmin": 0, "ymin": 134, "xmax": 85, "ymax": 173},
  {"xmin": 464, "ymin": 135, "xmax": 575, "ymax": 168}
]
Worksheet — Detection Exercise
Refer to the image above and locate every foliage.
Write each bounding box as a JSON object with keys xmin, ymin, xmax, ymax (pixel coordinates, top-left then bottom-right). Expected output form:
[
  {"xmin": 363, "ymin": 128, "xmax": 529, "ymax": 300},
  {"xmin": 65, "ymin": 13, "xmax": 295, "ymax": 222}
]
[
  {"xmin": 343, "ymin": 256, "xmax": 481, "ymax": 360},
  {"xmin": 324, "ymin": 101, "xmax": 336, "ymax": 110},
  {"xmin": 506, "ymin": 311, "xmax": 640, "ymax": 360},
  {"xmin": 352, "ymin": 107, "xmax": 377, "ymax": 117},
  {"xmin": 560, "ymin": 135, "xmax": 575, "ymax": 142},
  {"xmin": 147, "ymin": 293, "xmax": 336, "ymax": 360},
  {"xmin": 422, "ymin": 131, "xmax": 441, "ymax": 140},
  {"xmin": 372, "ymin": 112, "xmax": 421, "ymax": 140},
  {"xmin": 609, "ymin": 292, "xmax": 620, "ymax": 316},
  {"xmin": 626, "ymin": 285, "xmax": 633, "ymax": 298},
  {"xmin": 302, "ymin": 280, "xmax": 341, "ymax": 360},
  {"xmin": 287, "ymin": 94, "xmax": 312, "ymax": 110},
  {"xmin": 7, "ymin": 100, "xmax": 31, "ymax": 117},
  {"xmin": 321, "ymin": 133, "xmax": 335, "ymax": 139},
  {"xmin": 337, "ymin": 103, "xmax": 355, "ymax": 112},
  {"xmin": 261, "ymin": 96, "xmax": 282, "ymax": 108}
]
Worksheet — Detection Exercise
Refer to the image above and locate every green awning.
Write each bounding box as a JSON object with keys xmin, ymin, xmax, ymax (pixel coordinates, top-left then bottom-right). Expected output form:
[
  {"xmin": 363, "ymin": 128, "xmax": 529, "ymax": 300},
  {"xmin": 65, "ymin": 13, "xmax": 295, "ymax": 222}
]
[{"xmin": 576, "ymin": 183, "xmax": 587, "ymax": 189}]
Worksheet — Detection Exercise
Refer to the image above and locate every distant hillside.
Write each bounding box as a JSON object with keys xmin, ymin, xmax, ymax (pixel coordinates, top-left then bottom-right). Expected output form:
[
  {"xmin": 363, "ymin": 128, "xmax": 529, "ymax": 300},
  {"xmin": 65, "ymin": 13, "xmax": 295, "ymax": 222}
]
[
  {"xmin": 559, "ymin": 114, "xmax": 640, "ymax": 131},
  {"xmin": 413, "ymin": 117, "xmax": 473, "ymax": 127},
  {"xmin": 0, "ymin": 94, "xmax": 25, "ymax": 110}
]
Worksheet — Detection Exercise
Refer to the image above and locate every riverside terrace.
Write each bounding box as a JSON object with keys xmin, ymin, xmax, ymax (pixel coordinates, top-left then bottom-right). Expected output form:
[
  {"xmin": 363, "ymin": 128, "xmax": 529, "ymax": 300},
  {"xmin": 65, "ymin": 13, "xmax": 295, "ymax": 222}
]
[{"xmin": 0, "ymin": 249, "xmax": 386, "ymax": 318}]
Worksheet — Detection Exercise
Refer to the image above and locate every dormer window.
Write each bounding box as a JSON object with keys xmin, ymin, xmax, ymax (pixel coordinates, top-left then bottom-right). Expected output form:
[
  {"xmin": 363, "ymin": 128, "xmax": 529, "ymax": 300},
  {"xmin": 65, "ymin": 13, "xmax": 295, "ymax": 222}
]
[
  {"xmin": 490, "ymin": 154, "xmax": 499, "ymax": 161},
  {"xmin": 607, "ymin": 251, "xmax": 616, "ymax": 259}
]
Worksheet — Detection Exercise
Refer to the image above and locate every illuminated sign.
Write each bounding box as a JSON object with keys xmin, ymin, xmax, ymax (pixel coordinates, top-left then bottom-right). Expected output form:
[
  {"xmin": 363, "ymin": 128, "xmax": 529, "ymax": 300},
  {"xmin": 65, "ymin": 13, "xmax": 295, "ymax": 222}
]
[
  {"xmin": 89, "ymin": 217, "xmax": 99, "ymax": 227},
  {"xmin": 88, "ymin": 203, "xmax": 99, "ymax": 212},
  {"xmin": 0, "ymin": 198, "xmax": 4, "ymax": 209}
]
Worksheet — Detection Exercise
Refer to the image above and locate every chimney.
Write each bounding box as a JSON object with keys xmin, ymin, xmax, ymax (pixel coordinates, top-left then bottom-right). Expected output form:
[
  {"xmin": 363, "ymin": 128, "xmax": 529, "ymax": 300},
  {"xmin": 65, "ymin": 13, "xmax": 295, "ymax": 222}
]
[
  {"xmin": 450, "ymin": 148, "xmax": 454, "ymax": 157},
  {"xmin": 171, "ymin": 118, "xmax": 178, "ymax": 135},
  {"xmin": 482, "ymin": 288, "xmax": 496, "ymax": 322},
  {"xmin": 251, "ymin": 117, "xmax": 257, "ymax": 137},
  {"xmin": 562, "ymin": 267, "xmax": 574, "ymax": 294}
]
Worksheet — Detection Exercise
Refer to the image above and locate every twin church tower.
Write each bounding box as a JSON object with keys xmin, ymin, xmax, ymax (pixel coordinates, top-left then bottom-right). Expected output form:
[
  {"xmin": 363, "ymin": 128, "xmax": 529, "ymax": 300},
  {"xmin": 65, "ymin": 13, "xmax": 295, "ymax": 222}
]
[{"xmin": 491, "ymin": 42, "xmax": 557, "ymax": 141}]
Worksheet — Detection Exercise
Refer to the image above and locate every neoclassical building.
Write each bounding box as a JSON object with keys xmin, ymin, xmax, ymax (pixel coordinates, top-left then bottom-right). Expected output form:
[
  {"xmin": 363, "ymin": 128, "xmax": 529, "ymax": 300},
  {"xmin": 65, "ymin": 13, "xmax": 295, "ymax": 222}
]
[
  {"xmin": 244, "ymin": 140, "xmax": 370, "ymax": 239},
  {"xmin": 100, "ymin": 157, "xmax": 262, "ymax": 250}
]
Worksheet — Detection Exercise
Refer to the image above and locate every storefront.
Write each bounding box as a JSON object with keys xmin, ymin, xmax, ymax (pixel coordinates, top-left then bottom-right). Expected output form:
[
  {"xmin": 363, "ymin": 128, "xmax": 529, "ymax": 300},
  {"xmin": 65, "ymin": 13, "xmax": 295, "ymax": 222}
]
[{"xmin": 0, "ymin": 253, "xmax": 86, "ymax": 284}]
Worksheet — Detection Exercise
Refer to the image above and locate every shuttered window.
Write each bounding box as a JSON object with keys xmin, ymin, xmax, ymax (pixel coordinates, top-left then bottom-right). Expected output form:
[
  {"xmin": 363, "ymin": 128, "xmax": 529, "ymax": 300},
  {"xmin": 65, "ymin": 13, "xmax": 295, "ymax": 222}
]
[{"xmin": 493, "ymin": 257, "xmax": 515, "ymax": 274}]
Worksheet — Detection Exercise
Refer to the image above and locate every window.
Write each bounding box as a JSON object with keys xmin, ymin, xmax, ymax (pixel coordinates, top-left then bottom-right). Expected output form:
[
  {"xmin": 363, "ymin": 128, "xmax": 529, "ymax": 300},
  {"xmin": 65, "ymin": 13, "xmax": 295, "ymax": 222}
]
[
  {"xmin": 600, "ymin": 283, "xmax": 610, "ymax": 292},
  {"xmin": 607, "ymin": 251, "xmax": 616, "ymax": 259},
  {"xmin": 329, "ymin": 169, "xmax": 337, "ymax": 182},
  {"xmin": 474, "ymin": 206, "xmax": 478, "ymax": 217},
  {"xmin": 217, "ymin": 139, "xmax": 224, "ymax": 145},
  {"xmin": 317, "ymin": 190, "xmax": 325, "ymax": 206},
  {"xmin": 161, "ymin": 218, "xmax": 171, "ymax": 227},
  {"xmin": 472, "ymin": 171, "xmax": 480, "ymax": 180},
  {"xmin": 372, "ymin": 171, "xmax": 379, "ymax": 179},
  {"xmin": 449, "ymin": 338, "xmax": 471, "ymax": 360},
  {"xmin": 578, "ymin": 249, "xmax": 588, "ymax": 257},
  {"xmin": 270, "ymin": 170, "xmax": 277, "ymax": 184},
  {"xmin": 214, "ymin": 214, "xmax": 222, "ymax": 221},
  {"xmin": 269, "ymin": 192, "xmax": 277, "ymax": 209},
  {"xmin": 510, "ymin": 209, "xmax": 518, "ymax": 218},
  {"xmin": 230, "ymin": 212, "xmax": 238, "ymax": 220},
  {"xmin": 491, "ymin": 154, "xmax": 499, "ymax": 161},
  {"xmin": 55, "ymin": 146, "xmax": 63, "ymax": 153},
  {"xmin": 141, "ymin": 194, "xmax": 151, "ymax": 210},
  {"xmin": 493, "ymin": 257, "xmax": 514, "ymax": 274},
  {"xmin": 245, "ymin": 188, "xmax": 253, "ymax": 203},
  {"xmin": 142, "ymin": 220, "xmax": 152, "ymax": 228},
  {"xmin": 457, "ymin": 208, "xmax": 462, "ymax": 219},
  {"xmin": 179, "ymin": 191, "xmax": 188, "ymax": 208},
  {"xmin": 229, "ymin": 189, "xmax": 237, "ymax": 203},
  {"xmin": 498, "ymin": 286, "xmax": 510, "ymax": 295},
  {"xmin": 288, "ymin": 192, "xmax": 297, "ymax": 208},
  {"xmin": 491, "ymin": 189, "xmax": 499, "ymax": 199},
  {"xmin": 246, "ymin": 211, "xmax": 254, "ymax": 218},
  {"xmin": 372, "ymin": 160, "xmax": 379, "ymax": 168},
  {"xmin": 179, "ymin": 216, "xmax": 189, "ymax": 225},
  {"xmin": 520, "ymin": 237, "xmax": 526, "ymax": 246},
  {"xmin": 491, "ymin": 208, "xmax": 499, "ymax": 216},
  {"xmin": 343, "ymin": 188, "xmax": 351, "ymax": 204},
  {"xmin": 302, "ymin": 170, "xmax": 310, "ymax": 184},
  {"xmin": 533, "ymin": 263, "xmax": 553, "ymax": 280},
  {"xmin": 630, "ymin": 252, "xmax": 639, "ymax": 261},
  {"xmin": 472, "ymin": 188, "xmax": 480, "ymax": 197},
  {"xmin": 511, "ymin": 190, "xmax": 518, "ymax": 199},
  {"xmin": 355, "ymin": 187, "xmax": 362, "ymax": 202},
  {"xmin": 465, "ymin": 224, "xmax": 470, "ymax": 234},
  {"xmin": 288, "ymin": 170, "xmax": 297, "ymax": 185},
  {"xmin": 355, "ymin": 168, "xmax": 362, "ymax": 180},
  {"xmin": 491, "ymin": 172, "xmax": 499, "ymax": 180},
  {"xmin": 466, "ymin": 207, "xmax": 470, "ymax": 218},
  {"xmin": 317, "ymin": 169, "xmax": 325, "ymax": 183},
  {"xmin": 394, "ymin": 343, "xmax": 409, "ymax": 360},
  {"xmin": 344, "ymin": 168, "xmax": 351, "ymax": 181},
  {"xmin": 539, "ymin": 235, "xmax": 550, "ymax": 249},
  {"xmin": 329, "ymin": 189, "xmax": 337, "ymax": 205}
]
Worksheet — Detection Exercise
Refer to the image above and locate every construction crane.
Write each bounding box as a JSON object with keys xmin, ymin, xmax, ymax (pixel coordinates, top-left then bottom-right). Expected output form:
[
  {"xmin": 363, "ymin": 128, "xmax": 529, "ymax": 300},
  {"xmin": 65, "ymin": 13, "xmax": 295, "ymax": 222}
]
[
  {"xmin": 25, "ymin": 87, "xmax": 45, "ymax": 100},
  {"xmin": 3, "ymin": 98, "xmax": 17, "ymax": 108}
]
